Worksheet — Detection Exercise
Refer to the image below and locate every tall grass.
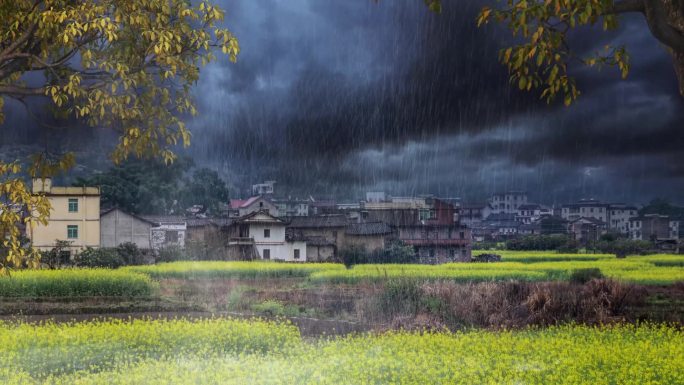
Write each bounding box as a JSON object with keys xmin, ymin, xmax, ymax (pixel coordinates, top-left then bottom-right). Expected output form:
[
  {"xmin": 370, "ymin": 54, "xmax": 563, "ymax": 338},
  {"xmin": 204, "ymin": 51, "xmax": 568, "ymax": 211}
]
[{"xmin": 0, "ymin": 269, "xmax": 157, "ymax": 297}]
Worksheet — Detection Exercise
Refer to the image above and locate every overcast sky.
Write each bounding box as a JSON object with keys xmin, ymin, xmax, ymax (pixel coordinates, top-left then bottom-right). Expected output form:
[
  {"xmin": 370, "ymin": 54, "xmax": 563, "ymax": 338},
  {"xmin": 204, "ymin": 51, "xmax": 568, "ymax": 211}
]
[{"xmin": 2, "ymin": 0, "xmax": 683, "ymax": 205}]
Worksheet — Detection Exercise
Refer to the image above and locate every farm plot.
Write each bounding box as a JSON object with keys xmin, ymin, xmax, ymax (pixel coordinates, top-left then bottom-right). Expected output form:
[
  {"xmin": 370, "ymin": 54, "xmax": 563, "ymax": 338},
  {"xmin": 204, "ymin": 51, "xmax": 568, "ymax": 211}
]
[{"xmin": 0, "ymin": 319, "xmax": 681, "ymax": 384}]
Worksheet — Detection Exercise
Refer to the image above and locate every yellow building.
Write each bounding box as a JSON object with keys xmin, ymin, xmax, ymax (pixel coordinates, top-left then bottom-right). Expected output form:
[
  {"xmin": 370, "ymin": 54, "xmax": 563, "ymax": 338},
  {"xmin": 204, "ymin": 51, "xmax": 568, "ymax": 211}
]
[{"xmin": 27, "ymin": 178, "xmax": 100, "ymax": 254}]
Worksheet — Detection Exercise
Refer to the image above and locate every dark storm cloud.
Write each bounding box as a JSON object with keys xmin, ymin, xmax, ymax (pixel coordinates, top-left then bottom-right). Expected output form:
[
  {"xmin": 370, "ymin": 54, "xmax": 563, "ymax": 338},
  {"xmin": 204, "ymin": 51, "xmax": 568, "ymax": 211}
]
[
  {"xmin": 2, "ymin": 1, "xmax": 682, "ymax": 203},
  {"xmin": 185, "ymin": 0, "xmax": 683, "ymax": 203}
]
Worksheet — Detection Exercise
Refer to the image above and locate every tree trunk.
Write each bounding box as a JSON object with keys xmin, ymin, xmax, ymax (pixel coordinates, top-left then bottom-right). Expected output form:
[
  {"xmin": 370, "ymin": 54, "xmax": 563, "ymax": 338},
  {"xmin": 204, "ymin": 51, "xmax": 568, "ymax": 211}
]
[
  {"xmin": 663, "ymin": 0, "xmax": 684, "ymax": 95},
  {"xmin": 673, "ymin": 49, "xmax": 684, "ymax": 96}
]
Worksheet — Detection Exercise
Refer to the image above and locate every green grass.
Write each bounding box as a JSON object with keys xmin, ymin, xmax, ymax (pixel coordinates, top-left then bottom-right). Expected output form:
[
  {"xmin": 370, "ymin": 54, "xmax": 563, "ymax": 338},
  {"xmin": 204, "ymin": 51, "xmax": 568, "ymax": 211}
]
[
  {"xmin": 0, "ymin": 269, "xmax": 157, "ymax": 298},
  {"xmin": 0, "ymin": 319, "xmax": 681, "ymax": 384}
]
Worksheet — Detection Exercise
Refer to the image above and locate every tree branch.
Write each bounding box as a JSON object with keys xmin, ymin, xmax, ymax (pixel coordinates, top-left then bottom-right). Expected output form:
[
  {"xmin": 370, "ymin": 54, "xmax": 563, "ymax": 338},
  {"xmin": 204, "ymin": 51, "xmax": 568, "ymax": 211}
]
[
  {"xmin": 643, "ymin": 0, "xmax": 684, "ymax": 51},
  {"xmin": 610, "ymin": 0, "xmax": 646, "ymax": 13},
  {"xmin": 0, "ymin": 85, "xmax": 45, "ymax": 97}
]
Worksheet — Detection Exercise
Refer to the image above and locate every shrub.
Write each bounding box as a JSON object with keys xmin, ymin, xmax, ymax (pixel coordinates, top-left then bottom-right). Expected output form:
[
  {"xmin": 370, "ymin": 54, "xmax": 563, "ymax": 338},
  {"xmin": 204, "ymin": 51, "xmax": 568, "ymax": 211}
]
[
  {"xmin": 340, "ymin": 245, "xmax": 369, "ymax": 267},
  {"xmin": 375, "ymin": 279, "xmax": 424, "ymax": 317},
  {"xmin": 115, "ymin": 242, "xmax": 145, "ymax": 265},
  {"xmin": 41, "ymin": 240, "xmax": 73, "ymax": 269},
  {"xmin": 570, "ymin": 268, "xmax": 604, "ymax": 284},
  {"xmin": 155, "ymin": 245, "xmax": 190, "ymax": 263},
  {"xmin": 341, "ymin": 241, "xmax": 417, "ymax": 266},
  {"xmin": 73, "ymin": 247, "xmax": 125, "ymax": 268},
  {"xmin": 506, "ymin": 235, "xmax": 571, "ymax": 251}
]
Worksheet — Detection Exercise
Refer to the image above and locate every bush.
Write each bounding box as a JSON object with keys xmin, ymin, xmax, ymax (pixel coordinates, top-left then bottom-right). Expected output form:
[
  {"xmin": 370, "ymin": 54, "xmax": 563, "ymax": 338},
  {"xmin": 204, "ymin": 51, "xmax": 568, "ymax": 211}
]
[
  {"xmin": 156, "ymin": 245, "xmax": 190, "ymax": 263},
  {"xmin": 591, "ymin": 239, "xmax": 654, "ymax": 256},
  {"xmin": 569, "ymin": 268, "xmax": 604, "ymax": 284},
  {"xmin": 375, "ymin": 278, "xmax": 424, "ymax": 316},
  {"xmin": 506, "ymin": 235, "xmax": 572, "ymax": 251},
  {"xmin": 340, "ymin": 245, "xmax": 370, "ymax": 267},
  {"xmin": 556, "ymin": 240, "xmax": 579, "ymax": 253},
  {"xmin": 341, "ymin": 241, "xmax": 417, "ymax": 266},
  {"xmin": 73, "ymin": 247, "xmax": 125, "ymax": 268},
  {"xmin": 472, "ymin": 241, "xmax": 500, "ymax": 250},
  {"xmin": 115, "ymin": 242, "xmax": 145, "ymax": 265},
  {"xmin": 41, "ymin": 240, "xmax": 73, "ymax": 269}
]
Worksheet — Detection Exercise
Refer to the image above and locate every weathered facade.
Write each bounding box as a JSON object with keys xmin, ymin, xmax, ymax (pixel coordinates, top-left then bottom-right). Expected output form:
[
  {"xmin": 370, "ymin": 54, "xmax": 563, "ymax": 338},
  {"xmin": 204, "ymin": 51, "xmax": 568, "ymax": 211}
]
[
  {"xmin": 344, "ymin": 222, "xmax": 395, "ymax": 253},
  {"xmin": 286, "ymin": 215, "xmax": 347, "ymax": 261},
  {"xmin": 100, "ymin": 208, "xmax": 154, "ymax": 249}
]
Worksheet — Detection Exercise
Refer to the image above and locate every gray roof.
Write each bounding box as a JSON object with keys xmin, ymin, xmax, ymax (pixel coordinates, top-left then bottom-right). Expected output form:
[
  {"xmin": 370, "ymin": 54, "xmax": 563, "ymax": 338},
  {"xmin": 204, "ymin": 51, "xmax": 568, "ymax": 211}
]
[
  {"xmin": 346, "ymin": 222, "xmax": 393, "ymax": 236},
  {"xmin": 139, "ymin": 215, "xmax": 186, "ymax": 225},
  {"xmin": 287, "ymin": 215, "xmax": 348, "ymax": 228}
]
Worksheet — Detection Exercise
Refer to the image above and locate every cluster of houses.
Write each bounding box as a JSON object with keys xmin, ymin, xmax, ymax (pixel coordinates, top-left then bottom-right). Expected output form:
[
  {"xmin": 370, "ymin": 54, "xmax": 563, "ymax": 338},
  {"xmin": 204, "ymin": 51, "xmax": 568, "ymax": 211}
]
[
  {"xmin": 25, "ymin": 179, "xmax": 472, "ymax": 263},
  {"xmin": 24, "ymin": 178, "xmax": 683, "ymax": 263},
  {"xmin": 463, "ymin": 192, "xmax": 683, "ymax": 246}
]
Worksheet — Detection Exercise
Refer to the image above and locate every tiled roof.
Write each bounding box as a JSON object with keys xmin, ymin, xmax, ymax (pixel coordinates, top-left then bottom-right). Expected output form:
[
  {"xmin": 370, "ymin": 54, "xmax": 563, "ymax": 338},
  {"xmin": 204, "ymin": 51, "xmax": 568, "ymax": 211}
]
[
  {"xmin": 287, "ymin": 215, "xmax": 348, "ymax": 228},
  {"xmin": 140, "ymin": 215, "xmax": 186, "ymax": 224},
  {"xmin": 230, "ymin": 196, "xmax": 267, "ymax": 209},
  {"xmin": 346, "ymin": 222, "xmax": 393, "ymax": 236}
]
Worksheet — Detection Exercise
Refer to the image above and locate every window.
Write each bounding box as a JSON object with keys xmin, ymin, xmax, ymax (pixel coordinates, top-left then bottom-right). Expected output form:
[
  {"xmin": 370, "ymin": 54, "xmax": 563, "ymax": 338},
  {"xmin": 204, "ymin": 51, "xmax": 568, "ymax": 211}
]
[
  {"xmin": 68, "ymin": 198, "xmax": 78, "ymax": 213},
  {"xmin": 259, "ymin": 202, "xmax": 264, "ymax": 208},
  {"xmin": 262, "ymin": 249, "xmax": 270, "ymax": 259},
  {"xmin": 332, "ymin": 231, "xmax": 338, "ymax": 238},
  {"xmin": 264, "ymin": 228, "xmax": 270, "ymax": 238},
  {"xmin": 459, "ymin": 231, "xmax": 465, "ymax": 239},
  {"xmin": 67, "ymin": 225, "xmax": 78, "ymax": 239},
  {"xmin": 294, "ymin": 249, "xmax": 300, "ymax": 259}
]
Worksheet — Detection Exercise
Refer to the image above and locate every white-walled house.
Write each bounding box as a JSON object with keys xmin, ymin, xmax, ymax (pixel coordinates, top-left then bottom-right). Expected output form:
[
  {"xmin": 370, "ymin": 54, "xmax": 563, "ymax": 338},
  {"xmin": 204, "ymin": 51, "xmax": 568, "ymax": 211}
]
[
  {"xmin": 229, "ymin": 196, "xmax": 279, "ymax": 218},
  {"xmin": 236, "ymin": 211, "xmax": 306, "ymax": 261}
]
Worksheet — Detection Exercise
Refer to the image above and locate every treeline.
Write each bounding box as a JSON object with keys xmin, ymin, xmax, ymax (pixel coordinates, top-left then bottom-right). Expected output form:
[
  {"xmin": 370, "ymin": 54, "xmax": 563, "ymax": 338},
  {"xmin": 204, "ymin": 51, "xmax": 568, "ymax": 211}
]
[
  {"xmin": 74, "ymin": 158, "xmax": 230, "ymax": 215},
  {"xmin": 476, "ymin": 235, "xmax": 663, "ymax": 255}
]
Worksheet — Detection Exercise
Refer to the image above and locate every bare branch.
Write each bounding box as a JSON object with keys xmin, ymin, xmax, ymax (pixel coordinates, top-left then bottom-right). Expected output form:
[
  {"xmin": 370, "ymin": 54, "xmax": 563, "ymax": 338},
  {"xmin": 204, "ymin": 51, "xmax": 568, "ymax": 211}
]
[{"xmin": 0, "ymin": 85, "xmax": 45, "ymax": 97}]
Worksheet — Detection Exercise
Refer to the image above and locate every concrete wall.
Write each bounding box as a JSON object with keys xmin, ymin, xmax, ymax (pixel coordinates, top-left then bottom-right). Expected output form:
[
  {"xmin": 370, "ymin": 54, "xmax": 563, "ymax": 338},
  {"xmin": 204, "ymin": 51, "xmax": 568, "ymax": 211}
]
[
  {"xmin": 306, "ymin": 245, "xmax": 335, "ymax": 261},
  {"xmin": 100, "ymin": 209, "xmax": 151, "ymax": 249},
  {"xmin": 29, "ymin": 193, "xmax": 100, "ymax": 251}
]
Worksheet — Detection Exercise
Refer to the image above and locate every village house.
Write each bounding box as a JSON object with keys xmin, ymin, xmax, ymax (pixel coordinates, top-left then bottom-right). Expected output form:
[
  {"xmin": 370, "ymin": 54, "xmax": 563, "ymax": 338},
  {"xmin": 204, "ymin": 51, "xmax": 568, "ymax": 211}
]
[
  {"xmin": 228, "ymin": 196, "xmax": 279, "ymax": 218},
  {"xmin": 100, "ymin": 208, "xmax": 154, "ymax": 249},
  {"xmin": 27, "ymin": 178, "xmax": 100, "ymax": 256},
  {"xmin": 285, "ymin": 215, "xmax": 347, "ymax": 261},
  {"xmin": 561, "ymin": 199, "xmax": 610, "ymax": 222},
  {"xmin": 344, "ymin": 222, "xmax": 395, "ymax": 253},
  {"xmin": 568, "ymin": 217, "xmax": 607, "ymax": 243},
  {"xmin": 629, "ymin": 214, "xmax": 679, "ymax": 241},
  {"xmin": 515, "ymin": 203, "xmax": 553, "ymax": 224},
  {"xmin": 362, "ymin": 197, "xmax": 471, "ymax": 263},
  {"xmin": 459, "ymin": 202, "xmax": 492, "ymax": 227},
  {"xmin": 221, "ymin": 211, "xmax": 306, "ymax": 261},
  {"xmin": 489, "ymin": 191, "xmax": 528, "ymax": 215},
  {"xmin": 272, "ymin": 197, "xmax": 310, "ymax": 217},
  {"xmin": 608, "ymin": 204, "xmax": 638, "ymax": 234},
  {"xmin": 140, "ymin": 215, "xmax": 187, "ymax": 250}
]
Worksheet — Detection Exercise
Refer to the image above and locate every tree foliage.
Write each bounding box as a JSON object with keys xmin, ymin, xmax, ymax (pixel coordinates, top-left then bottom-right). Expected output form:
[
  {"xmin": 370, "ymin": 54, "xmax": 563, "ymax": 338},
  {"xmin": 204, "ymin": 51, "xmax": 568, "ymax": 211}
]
[
  {"xmin": 428, "ymin": 0, "xmax": 684, "ymax": 102},
  {"xmin": 0, "ymin": 0, "xmax": 238, "ymax": 271},
  {"xmin": 75, "ymin": 158, "xmax": 230, "ymax": 215}
]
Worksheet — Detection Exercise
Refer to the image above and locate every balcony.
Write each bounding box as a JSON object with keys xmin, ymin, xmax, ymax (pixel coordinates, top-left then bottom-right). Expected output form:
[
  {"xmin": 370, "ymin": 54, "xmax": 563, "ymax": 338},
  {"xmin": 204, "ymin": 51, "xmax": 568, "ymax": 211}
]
[{"xmin": 229, "ymin": 237, "xmax": 254, "ymax": 245}]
